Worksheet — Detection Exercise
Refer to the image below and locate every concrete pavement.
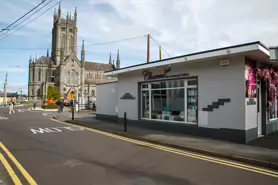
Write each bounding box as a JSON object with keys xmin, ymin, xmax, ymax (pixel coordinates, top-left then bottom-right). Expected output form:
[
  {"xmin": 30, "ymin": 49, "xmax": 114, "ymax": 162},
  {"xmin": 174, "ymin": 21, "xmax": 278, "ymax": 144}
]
[{"xmin": 0, "ymin": 106, "xmax": 278, "ymax": 184}]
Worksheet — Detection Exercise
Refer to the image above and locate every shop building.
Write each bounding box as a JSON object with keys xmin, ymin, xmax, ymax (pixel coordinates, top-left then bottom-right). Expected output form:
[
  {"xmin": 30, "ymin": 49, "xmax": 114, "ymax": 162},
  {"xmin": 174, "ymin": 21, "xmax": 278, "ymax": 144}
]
[{"xmin": 96, "ymin": 41, "xmax": 278, "ymax": 143}]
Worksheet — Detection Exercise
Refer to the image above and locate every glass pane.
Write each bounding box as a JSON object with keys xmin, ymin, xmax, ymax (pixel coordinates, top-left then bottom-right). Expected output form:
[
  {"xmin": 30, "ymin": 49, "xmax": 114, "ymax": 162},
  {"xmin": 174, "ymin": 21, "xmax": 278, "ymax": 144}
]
[
  {"xmin": 151, "ymin": 82, "xmax": 161, "ymax": 89},
  {"xmin": 187, "ymin": 88, "xmax": 198, "ymax": 123},
  {"xmin": 188, "ymin": 80, "xmax": 197, "ymax": 86},
  {"xmin": 142, "ymin": 84, "xmax": 148, "ymax": 89},
  {"xmin": 141, "ymin": 90, "xmax": 150, "ymax": 118},
  {"xmin": 150, "ymin": 88, "xmax": 185, "ymax": 121}
]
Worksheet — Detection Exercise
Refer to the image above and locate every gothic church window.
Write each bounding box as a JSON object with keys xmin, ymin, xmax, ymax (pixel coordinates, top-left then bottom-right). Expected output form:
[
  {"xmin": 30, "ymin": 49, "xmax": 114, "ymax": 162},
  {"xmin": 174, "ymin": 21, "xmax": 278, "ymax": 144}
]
[
  {"xmin": 70, "ymin": 36, "xmax": 74, "ymax": 52},
  {"xmin": 31, "ymin": 69, "xmax": 35, "ymax": 82},
  {"xmin": 67, "ymin": 71, "xmax": 70, "ymax": 84},
  {"xmin": 51, "ymin": 69, "xmax": 55, "ymax": 82},
  {"xmin": 61, "ymin": 35, "xmax": 66, "ymax": 50},
  {"xmin": 38, "ymin": 68, "xmax": 42, "ymax": 81},
  {"xmin": 45, "ymin": 70, "xmax": 48, "ymax": 82},
  {"xmin": 71, "ymin": 70, "xmax": 75, "ymax": 85},
  {"xmin": 75, "ymin": 72, "xmax": 79, "ymax": 85}
]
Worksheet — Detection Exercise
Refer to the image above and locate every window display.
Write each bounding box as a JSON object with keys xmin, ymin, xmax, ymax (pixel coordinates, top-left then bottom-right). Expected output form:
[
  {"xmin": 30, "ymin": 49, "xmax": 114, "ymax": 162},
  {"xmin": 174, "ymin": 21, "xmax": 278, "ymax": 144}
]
[
  {"xmin": 187, "ymin": 88, "xmax": 197, "ymax": 123},
  {"xmin": 141, "ymin": 79, "xmax": 198, "ymax": 124}
]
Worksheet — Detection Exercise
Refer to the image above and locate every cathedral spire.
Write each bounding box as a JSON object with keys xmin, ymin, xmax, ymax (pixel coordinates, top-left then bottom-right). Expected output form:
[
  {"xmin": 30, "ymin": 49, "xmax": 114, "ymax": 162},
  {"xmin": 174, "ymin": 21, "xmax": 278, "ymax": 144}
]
[
  {"xmin": 116, "ymin": 49, "xmax": 120, "ymax": 69},
  {"xmin": 74, "ymin": 6, "xmax": 77, "ymax": 24},
  {"xmin": 29, "ymin": 56, "xmax": 32, "ymax": 64},
  {"xmin": 58, "ymin": 1, "xmax": 61, "ymax": 17},
  {"xmin": 109, "ymin": 52, "xmax": 112, "ymax": 64},
  {"xmin": 81, "ymin": 40, "xmax": 85, "ymax": 62},
  {"xmin": 74, "ymin": 7, "xmax": 77, "ymax": 18}
]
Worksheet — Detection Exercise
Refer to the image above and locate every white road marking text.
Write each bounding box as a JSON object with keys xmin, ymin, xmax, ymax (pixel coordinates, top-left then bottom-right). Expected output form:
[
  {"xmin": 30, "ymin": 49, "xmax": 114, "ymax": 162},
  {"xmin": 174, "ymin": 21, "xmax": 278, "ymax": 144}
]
[{"xmin": 30, "ymin": 126, "xmax": 84, "ymax": 134}]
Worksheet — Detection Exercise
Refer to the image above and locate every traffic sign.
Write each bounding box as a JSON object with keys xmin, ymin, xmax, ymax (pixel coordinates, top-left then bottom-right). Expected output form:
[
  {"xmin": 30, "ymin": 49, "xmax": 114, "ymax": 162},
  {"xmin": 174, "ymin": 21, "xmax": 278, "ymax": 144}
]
[{"xmin": 70, "ymin": 93, "xmax": 74, "ymax": 100}]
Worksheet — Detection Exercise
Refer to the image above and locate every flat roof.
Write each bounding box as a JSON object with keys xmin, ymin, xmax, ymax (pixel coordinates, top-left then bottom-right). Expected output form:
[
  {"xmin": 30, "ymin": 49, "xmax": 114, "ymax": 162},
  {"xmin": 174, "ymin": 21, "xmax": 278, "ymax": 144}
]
[{"xmin": 105, "ymin": 41, "xmax": 269, "ymax": 76}]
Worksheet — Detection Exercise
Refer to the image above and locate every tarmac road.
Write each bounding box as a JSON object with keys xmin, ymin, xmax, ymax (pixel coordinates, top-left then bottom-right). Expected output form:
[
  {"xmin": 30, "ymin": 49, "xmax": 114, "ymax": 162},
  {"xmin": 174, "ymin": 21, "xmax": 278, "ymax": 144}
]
[{"xmin": 0, "ymin": 106, "xmax": 277, "ymax": 185}]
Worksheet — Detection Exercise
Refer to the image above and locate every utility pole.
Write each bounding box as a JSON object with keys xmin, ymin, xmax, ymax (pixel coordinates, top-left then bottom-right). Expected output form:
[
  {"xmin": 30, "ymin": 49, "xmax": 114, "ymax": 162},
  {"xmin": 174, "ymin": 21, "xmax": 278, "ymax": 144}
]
[
  {"xmin": 159, "ymin": 46, "xmax": 162, "ymax": 60},
  {"xmin": 3, "ymin": 73, "xmax": 7, "ymax": 106},
  {"xmin": 147, "ymin": 34, "xmax": 150, "ymax": 63}
]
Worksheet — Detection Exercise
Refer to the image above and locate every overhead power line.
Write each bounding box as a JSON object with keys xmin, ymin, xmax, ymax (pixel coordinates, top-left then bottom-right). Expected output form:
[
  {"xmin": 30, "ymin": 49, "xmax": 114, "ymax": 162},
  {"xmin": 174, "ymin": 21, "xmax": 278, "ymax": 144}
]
[
  {"xmin": 0, "ymin": 1, "xmax": 59, "ymax": 41},
  {"xmin": 0, "ymin": 35, "xmax": 146, "ymax": 51},
  {"xmin": 0, "ymin": 0, "xmax": 53, "ymax": 38},
  {"xmin": 150, "ymin": 36, "xmax": 171, "ymax": 57},
  {"xmin": 1, "ymin": 0, "xmax": 47, "ymax": 32}
]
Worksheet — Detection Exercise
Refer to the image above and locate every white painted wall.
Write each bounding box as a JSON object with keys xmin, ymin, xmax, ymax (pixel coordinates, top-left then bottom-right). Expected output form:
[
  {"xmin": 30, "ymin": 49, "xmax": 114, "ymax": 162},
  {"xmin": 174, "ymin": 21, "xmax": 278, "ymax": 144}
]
[
  {"xmin": 96, "ymin": 82, "xmax": 118, "ymax": 116},
  {"xmin": 117, "ymin": 73, "xmax": 142, "ymax": 120},
  {"xmin": 116, "ymin": 55, "xmax": 246, "ymax": 130},
  {"xmin": 245, "ymin": 99, "xmax": 258, "ymax": 130}
]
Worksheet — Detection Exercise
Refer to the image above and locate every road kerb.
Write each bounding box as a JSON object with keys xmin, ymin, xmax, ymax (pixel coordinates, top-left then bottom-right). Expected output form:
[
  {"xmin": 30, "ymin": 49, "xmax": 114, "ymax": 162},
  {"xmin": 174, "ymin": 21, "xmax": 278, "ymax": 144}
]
[
  {"xmin": 64, "ymin": 119, "xmax": 278, "ymax": 171},
  {"xmin": 0, "ymin": 153, "xmax": 22, "ymax": 185},
  {"xmin": 0, "ymin": 142, "xmax": 37, "ymax": 185}
]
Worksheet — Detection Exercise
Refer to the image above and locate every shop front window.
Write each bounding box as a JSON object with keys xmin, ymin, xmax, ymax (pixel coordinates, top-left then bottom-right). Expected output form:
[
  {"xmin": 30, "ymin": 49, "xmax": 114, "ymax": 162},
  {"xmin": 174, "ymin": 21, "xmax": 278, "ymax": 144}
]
[
  {"xmin": 270, "ymin": 87, "xmax": 278, "ymax": 120},
  {"xmin": 141, "ymin": 79, "xmax": 197, "ymax": 123},
  {"xmin": 142, "ymin": 90, "xmax": 150, "ymax": 119}
]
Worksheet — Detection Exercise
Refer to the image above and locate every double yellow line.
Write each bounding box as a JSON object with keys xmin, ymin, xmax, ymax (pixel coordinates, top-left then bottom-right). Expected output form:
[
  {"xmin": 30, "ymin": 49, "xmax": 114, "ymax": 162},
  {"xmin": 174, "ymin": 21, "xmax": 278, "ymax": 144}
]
[
  {"xmin": 52, "ymin": 119, "xmax": 278, "ymax": 178},
  {"xmin": 0, "ymin": 142, "xmax": 37, "ymax": 185}
]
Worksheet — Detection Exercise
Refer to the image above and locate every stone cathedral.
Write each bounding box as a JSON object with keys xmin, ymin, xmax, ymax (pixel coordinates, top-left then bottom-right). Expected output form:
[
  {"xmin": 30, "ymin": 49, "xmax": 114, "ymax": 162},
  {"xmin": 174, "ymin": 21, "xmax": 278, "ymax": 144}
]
[{"xmin": 28, "ymin": 4, "xmax": 119, "ymax": 103}]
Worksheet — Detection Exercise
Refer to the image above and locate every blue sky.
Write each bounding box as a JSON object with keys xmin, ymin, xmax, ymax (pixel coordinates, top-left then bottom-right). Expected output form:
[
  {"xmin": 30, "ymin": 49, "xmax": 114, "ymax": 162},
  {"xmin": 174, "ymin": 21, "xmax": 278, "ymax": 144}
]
[{"xmin": 1, "ymin": 0, "xmax": 278, "ymax": 94}]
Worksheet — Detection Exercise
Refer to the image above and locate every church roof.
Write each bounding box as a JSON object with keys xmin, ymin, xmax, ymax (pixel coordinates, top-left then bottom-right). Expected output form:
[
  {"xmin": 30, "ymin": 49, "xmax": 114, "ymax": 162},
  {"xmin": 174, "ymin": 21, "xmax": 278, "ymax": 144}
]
[
  {"xmin": 85, "ymin": 61, "xmax": 113, "ymax": 71},
  {"xmin": 36, "ymin": 56, "xmax": 53, "ymax": 64}
]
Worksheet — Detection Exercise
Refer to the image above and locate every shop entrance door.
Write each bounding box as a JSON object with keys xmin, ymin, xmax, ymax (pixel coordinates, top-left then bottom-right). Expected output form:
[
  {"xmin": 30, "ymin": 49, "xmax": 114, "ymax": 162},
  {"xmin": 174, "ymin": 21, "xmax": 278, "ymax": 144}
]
[{"xmin": 257, "ymin": 82, "xmax": 262, "ymax": 136}]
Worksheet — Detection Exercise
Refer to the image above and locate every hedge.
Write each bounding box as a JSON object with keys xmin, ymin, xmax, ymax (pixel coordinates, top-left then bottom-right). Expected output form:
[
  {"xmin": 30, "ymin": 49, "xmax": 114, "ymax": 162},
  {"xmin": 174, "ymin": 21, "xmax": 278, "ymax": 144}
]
[{"xmin": 42, "ymin": 104, "xmax": 59, "ymax": 109}]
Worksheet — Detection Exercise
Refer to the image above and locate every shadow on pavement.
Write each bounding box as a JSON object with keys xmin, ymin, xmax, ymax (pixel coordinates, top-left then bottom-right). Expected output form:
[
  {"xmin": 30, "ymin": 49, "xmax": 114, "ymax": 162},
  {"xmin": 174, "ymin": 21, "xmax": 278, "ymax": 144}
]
[{"xmin": 248, "ymin": 131, "xmax": 278, "ymax": 150}]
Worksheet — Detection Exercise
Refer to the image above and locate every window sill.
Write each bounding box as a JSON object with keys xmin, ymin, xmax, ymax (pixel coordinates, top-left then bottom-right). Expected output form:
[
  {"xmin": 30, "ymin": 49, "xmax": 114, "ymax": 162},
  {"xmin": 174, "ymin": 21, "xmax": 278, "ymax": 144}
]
[
  {"xmin": 269, "ymin": 118, "xmax": 278, "ymax": 122},
  {"xmin": 141, "ymin": 118, "xmax": 197, "ymax": 125}
]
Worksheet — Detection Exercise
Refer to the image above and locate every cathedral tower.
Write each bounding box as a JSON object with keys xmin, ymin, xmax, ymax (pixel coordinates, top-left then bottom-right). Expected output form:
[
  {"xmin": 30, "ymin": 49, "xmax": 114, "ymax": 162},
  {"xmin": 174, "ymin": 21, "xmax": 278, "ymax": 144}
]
[{"xmin": 51, "ymin": 2, "xmax": 78, "ymax": 65}]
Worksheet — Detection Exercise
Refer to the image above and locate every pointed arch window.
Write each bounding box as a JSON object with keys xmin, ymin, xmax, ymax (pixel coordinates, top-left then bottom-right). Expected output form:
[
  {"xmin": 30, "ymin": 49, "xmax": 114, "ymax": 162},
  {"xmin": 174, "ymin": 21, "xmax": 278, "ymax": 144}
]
[
  {"xmin": 38, "ymin": 68, "xmax": 42, "ymax": 81},
  {"xmin": 45, "ymin": 70, "xmax": 48, "ymax": 82},
  {"xmin": 31, "ymin": 69, "xmax": 35, "ymax": 82},
  {"xmin": 61, "ymin": 35, "xmax": 66, "ymax": 50},
  {"xmin": 70, "ymin": 36, "xmax": 74, "ymax": 52},
  {"xmin": 70, "ymin": 70, "xmax": 75, "ymax": 85},
  {"xmin": 67, "ymin": 71, "xmax": 70, "ymax": 84},
  {"xmin": 75, "ymin": 72, "xmax": 79, "ymax": 85}
]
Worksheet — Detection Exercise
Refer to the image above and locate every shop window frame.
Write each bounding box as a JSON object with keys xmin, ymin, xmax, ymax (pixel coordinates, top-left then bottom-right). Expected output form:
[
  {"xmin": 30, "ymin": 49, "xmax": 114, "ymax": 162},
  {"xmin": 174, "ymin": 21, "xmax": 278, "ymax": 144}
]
[{"xmin": 139, "ymin": 77, "xmax": 198, "ymax": 125}]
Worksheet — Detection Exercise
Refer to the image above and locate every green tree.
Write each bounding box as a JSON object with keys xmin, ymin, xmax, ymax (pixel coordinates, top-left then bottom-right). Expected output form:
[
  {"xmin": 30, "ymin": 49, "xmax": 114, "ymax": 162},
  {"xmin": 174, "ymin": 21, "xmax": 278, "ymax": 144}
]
[{"xmin": 47, "ymin": 86, "xmax": 61, "ymax": 100}]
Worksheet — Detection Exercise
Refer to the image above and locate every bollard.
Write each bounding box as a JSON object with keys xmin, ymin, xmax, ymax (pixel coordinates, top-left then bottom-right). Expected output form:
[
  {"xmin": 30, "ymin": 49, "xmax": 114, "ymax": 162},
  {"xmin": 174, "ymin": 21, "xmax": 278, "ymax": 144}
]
[
  {"xmin": 71, "ymin": 100, "xmax": 74, "ymax": 120},
  {"xmin": 124, "ymin": 112, "xmax": 127, "ymax": 132}
]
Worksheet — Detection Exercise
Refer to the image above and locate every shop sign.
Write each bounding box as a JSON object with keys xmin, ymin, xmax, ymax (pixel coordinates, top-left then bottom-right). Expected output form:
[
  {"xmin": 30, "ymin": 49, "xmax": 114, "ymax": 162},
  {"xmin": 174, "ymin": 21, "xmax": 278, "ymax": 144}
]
[
  {"xmin": 142, "ymin": 67, "xmax": 189, "ymax": 81},
  {"xmin": 247, "ymin": 98, "xmax": 256, "ymax": 105}
]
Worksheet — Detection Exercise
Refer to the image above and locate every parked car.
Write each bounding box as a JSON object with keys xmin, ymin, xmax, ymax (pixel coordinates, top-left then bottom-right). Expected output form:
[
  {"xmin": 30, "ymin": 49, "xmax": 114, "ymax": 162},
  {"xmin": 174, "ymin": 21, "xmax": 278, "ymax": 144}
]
[{"xmin": 64, "ymin": 99, "xmax": 72, "ymax": 106}]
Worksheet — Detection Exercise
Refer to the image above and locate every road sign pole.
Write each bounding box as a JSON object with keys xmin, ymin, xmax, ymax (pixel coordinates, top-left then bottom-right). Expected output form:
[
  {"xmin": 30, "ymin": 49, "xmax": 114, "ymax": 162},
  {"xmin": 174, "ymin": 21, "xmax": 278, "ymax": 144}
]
[
  {"xmin": 71, "ymin": 100, "xmax": 74, "ymax": 120},
  {"xmin": 70, "ymin": 92, "xmax": 75, "ymax": 120}
]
